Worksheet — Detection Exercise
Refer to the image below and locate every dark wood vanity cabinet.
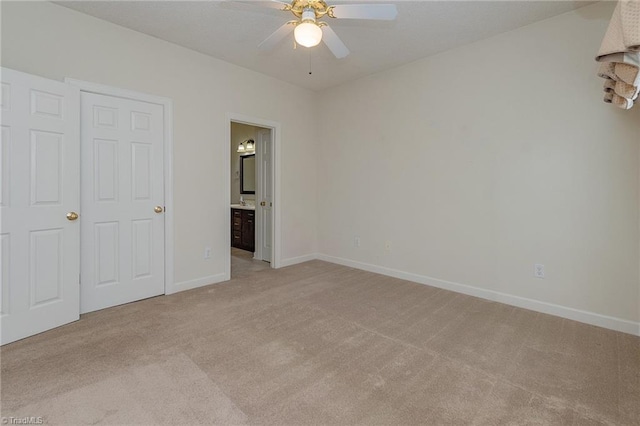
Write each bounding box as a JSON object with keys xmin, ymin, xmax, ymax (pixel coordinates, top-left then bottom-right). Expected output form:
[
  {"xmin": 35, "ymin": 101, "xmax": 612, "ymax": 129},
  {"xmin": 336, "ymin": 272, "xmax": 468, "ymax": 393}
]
[{"xmin": 231, "ymin": 208, "xmax": 255, "ymax": 252}]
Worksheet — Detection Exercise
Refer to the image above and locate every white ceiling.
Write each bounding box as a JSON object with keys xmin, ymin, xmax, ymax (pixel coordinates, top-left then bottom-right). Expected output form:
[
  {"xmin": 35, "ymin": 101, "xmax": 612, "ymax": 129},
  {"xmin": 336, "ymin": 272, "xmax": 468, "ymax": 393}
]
[{"xmin": 56, "ymin": 1, "xmax": 596, "ymax": 91}]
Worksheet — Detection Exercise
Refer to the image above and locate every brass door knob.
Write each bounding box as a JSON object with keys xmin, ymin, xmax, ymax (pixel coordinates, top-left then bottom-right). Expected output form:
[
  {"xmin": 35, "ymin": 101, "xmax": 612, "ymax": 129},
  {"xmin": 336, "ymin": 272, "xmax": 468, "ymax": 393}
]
[
  {"xmin": 154, "ymin": 206, "xmax": 164, "ymax": 213},
  {"xmin": 260, "ymin": 201, "xmax": 266, "ymax": 206},
  {"xmin": 66, "ymin": 212, "xmax": 79, "ymax": 221}
]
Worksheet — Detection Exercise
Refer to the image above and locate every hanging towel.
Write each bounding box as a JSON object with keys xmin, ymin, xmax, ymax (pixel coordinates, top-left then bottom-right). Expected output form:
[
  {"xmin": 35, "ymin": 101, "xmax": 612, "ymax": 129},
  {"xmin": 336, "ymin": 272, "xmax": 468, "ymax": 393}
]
[
  {"xmin": 615, "ymin": 80, "xmax": 640, "ymax": 99},
  {"xmin": 604, "ymin": 79, "xmax": 617, "ymax": 92},
  {"xmin": 612, "ymin": 93, "xmax": 634, "ymax": 109},
  {"xmin": 596, "ymin": 1, "xmax": 640, "ymax": 109},
  {"xmin": 596, "ymin": 0, "xmax": 640, "ymax": 59},
  {"xmin": 621, "ymin": 0, "xmax": 640, "ymax": 50},
  {"xmin": 598, "ymin": 61, "xmax": 623, "ymax": 81},
  {"xmin": 616, "ymin": 61, "xmax": 640, "ymax": 85},
  {"xmin": 598, "ymin": 52, "xmax": 640, "ymax": 85}
]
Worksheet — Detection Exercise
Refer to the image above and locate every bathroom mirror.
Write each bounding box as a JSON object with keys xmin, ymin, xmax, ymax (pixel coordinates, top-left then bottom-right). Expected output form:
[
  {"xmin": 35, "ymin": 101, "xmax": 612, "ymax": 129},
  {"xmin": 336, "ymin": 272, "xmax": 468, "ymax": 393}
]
[{"xmin": 240, "ymin": 154, "xmax": 256, "ymax": 194}]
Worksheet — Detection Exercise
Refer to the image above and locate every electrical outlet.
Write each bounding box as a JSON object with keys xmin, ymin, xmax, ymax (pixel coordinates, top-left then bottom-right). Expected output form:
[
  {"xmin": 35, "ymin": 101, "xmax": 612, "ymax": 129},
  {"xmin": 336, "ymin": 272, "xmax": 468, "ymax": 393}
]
[
  {"xmin": 204, "ymin": 247, "xmax": 212, "ymax": 259},
  {"xmin": 534, "ymin": 264, "xmax": 545, "ymax": 278},
  {"xmin": 354, "ymin": 237, "xmax": 361, "ymax": 248},
  {"xmin": 384, "ymin": 240, "xmax": 392, "ymax": 252}
]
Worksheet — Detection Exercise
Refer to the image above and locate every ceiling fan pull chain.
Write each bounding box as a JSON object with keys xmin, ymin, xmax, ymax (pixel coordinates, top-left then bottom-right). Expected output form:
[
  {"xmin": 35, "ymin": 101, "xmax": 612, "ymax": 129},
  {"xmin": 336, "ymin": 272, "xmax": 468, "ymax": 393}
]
[{"xmin": 309, "ymin": 49, "xmax": 313, "ymax": 75}]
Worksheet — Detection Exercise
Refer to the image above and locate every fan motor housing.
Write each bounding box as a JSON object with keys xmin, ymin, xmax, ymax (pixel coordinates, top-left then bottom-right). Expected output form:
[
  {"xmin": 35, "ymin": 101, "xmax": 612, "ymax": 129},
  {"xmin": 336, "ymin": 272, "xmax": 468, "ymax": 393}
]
[{"xmin": 288, "ymin": 0, "xmax": 333, "ymax": 19}]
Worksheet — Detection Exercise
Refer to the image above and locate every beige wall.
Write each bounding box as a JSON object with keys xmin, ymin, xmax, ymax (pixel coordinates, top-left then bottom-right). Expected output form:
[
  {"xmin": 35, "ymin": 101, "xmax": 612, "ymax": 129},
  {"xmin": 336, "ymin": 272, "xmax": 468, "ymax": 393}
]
[
  {"xmin": 0, "ymin": 1, "xmax": 318, "ymax": 284},
  {"xmin": 230, "ymin": 122, "xmax": 258, "ymax": 205},
  {"xmin": 317, "ymin": 2, "xmax": 640, "ymax": 324}
]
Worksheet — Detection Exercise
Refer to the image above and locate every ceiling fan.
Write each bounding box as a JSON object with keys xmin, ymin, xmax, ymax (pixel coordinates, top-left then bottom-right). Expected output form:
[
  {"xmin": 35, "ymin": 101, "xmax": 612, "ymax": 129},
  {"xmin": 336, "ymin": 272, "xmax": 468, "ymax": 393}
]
[{"xmin": 251, "ymin": 0, "xmax": 398, "ymax": 59}]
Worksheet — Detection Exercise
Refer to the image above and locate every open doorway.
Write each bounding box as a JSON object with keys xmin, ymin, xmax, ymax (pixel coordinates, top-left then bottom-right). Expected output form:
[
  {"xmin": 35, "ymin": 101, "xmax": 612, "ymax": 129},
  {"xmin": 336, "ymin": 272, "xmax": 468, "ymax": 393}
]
[{"xmin": 229, "ymin": 120, "xmax": 275, "ymax": 278}]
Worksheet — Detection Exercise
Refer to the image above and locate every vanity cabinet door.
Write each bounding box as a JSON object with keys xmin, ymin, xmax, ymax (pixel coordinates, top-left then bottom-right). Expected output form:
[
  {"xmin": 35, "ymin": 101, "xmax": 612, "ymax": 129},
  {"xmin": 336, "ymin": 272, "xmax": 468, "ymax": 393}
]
[
  {"xmin": 231, "ymin": 209, "xmax": 242, "ymax": 249},
  {"xmin": 242, "ymin": 211, "xmax": 255, "ymax": 252},
  {"xmin": 231, "ymin": 208, "xmax": 255, "ymax": 252}
]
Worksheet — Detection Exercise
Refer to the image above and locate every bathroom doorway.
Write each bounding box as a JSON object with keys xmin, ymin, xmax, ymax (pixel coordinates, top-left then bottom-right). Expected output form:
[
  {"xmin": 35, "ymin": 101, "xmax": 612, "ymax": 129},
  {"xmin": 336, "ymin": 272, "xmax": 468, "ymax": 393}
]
[{"xmin": 228, "ymin": 117, "xmax": 277, "ymax": 278}]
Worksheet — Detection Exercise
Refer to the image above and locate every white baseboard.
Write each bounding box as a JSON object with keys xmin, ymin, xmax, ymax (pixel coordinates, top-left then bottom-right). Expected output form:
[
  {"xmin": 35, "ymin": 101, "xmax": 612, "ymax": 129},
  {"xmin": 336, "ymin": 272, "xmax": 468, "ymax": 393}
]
[
  {"xmin": 316, "ymin": 254, "xmax": 640, "ymax": 336},
  {"xmin": 166, "ymin": 272, "xmax": 229, "ymax": 295},
  {"xmin": 279, "ymin": 253, "xmax": 319, "ymax": 268}
]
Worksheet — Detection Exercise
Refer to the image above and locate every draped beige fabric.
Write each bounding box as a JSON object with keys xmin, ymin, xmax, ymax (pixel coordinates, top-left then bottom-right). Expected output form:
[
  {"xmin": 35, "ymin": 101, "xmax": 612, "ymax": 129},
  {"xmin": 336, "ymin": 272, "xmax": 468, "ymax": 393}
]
[{"xmin": 596, "ymin": 0, "xmax": 640, "ymax": 109}]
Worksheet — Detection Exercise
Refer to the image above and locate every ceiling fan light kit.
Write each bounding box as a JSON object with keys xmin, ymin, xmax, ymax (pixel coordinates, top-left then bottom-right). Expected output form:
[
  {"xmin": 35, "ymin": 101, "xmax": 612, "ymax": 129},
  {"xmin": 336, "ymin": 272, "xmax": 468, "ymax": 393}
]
[
  {"xmin": 255, "ymin": 0, "xmax": 398, "ymax": 59},
  {"xmin": 294, "ymin": 8, "xmax": 323, "ymax": 47}
]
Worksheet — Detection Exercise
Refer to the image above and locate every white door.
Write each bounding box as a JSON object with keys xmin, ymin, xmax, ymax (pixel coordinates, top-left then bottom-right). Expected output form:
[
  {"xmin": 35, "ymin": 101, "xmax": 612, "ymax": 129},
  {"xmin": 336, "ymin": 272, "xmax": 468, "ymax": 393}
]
[
  {"xmin": 1, "ymin": 68, "xmax": 80, "ymax": 345},
  {"xmin": 80, "ymin": 92, "xmax": 165, "ymax": 314},
  {"xmin": 256, "ymin": 128, "xmax": 272, "ymax": 262}
]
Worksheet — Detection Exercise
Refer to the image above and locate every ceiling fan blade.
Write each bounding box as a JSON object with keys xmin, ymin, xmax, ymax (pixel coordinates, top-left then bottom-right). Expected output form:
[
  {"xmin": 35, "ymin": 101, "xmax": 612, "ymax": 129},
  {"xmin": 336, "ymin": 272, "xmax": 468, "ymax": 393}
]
[
  {"xmin": 258, "ymin": 22, "xmax": 294, "ymax": 51},
  {"xmin": 322, "ymin": 25, "xmax": 350, "ymax": 59},
  {"xmin": 232, "ymin": 0, "xmax": 291, "ymax": 11},
  {"xmin": 329, "ymin": 4, "xmax": 398, "ymax": 20}
]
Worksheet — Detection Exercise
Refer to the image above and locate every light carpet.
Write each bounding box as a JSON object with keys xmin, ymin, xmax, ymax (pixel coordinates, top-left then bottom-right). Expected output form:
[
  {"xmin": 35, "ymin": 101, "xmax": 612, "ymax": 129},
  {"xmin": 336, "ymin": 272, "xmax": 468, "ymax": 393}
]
[{"xmin": 1, "ymin": 253, "xmax": 638, "ymax": 425}]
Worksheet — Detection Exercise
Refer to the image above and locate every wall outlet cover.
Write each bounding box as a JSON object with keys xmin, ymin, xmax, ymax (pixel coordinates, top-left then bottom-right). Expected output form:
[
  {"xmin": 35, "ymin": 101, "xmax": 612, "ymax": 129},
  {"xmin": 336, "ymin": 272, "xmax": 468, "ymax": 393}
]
[{"xmin": 534, "ymin": 264, "xmax": 545, "ymax": 278}]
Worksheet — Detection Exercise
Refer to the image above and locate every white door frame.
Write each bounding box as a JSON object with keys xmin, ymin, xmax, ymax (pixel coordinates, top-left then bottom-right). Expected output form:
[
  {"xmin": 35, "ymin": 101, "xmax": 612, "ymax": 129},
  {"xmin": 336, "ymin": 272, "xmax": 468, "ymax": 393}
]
[
  {"xmin": 254, "ymin": 128, "xmax": 272, "ymax": 263},
  {"xmin": 226, "ymin": 113, "xmax": 281, "ymax": 277},
  {"xmin": 65, "ymin": 79, "xmax": 175, "ymax": 294}
]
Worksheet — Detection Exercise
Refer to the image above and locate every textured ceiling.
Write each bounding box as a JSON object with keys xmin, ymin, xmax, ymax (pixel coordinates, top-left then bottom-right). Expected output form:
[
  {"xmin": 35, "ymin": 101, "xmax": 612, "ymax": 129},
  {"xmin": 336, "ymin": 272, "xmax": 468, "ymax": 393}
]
[{"xmin": 56, "ymin": 1, "xmax": 596, "ymax": 91}]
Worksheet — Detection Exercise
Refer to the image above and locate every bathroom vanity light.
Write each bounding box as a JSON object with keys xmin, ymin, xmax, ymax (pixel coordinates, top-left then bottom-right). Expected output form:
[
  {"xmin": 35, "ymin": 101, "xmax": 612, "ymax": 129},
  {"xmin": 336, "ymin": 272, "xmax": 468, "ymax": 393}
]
[{"xmin": 237, "ymin": 139, "xmax": 255, "ymax": 153}]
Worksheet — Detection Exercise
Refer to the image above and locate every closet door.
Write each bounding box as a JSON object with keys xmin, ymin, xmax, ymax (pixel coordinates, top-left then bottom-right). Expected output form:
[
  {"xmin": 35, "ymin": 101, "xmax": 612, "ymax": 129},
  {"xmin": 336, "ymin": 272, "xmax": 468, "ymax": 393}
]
[
  {"xmin": 1, "ymin": 67, "xmax": 80, "ymax": 345},
  {"xmin": 79, "ymin": 92, "xmax": 165, "ymax": 314}
]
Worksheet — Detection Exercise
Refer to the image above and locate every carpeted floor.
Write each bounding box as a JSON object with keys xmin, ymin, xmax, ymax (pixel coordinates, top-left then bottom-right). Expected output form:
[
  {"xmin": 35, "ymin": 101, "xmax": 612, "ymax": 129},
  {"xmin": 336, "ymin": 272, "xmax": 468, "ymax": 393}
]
[
  {"xmin": 1, "ymin": 253, "xmax": 638, "ymax": 425},
  {"xmin": 231, "ymin": 247, "xmax": 271, "ymax": 277}
]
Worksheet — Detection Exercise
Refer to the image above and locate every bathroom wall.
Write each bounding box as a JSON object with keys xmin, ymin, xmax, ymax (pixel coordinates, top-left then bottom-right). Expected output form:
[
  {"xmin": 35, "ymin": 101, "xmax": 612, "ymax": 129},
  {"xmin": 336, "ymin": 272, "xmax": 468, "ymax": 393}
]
[{"xmin": 230, "ymin": 122, "xmax": 258, "ymax": 205}]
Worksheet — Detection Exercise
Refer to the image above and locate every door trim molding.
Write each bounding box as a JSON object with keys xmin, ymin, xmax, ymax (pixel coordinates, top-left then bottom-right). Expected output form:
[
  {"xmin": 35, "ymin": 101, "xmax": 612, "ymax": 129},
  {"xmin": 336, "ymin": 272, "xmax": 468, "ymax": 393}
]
[
  {"xmin": 253, "ymin": 128, "xmax": 270, "ymax": 263},
  {"xmin": 226, "ymin": 113, "xmax": 282, "ymax": 276},
  {"xmin": 65, "ymin": 78, "xmax": 175, "ymax": 295}
]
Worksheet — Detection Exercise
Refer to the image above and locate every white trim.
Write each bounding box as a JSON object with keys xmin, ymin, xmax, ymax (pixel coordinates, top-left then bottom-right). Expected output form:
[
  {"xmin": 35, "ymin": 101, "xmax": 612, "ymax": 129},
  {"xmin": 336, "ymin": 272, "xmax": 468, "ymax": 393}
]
[
  {"xmin": 226, "ymin": 113, "xmax": 282, "ymax": 269},
  {"xmin": 316, "ymin": 254, "xmax": 640, "ymax": 336},
  {"xmin": 169, "ymin": 273, "xmax": 228, "ymax": 295},
  {"xmin": 224, "ymin": 117, "xmax": 232, "ymax": 281},
  {"xmin": 279, "ymin": 253, "xmax": 318, "ymax": 268},
  {"xmin": 65, "ymin": 78, "xmax": 175, "ymax": 295},
  {"xmin": 254, "ymin": 131, "xmax": 263, "ymax": 262}
]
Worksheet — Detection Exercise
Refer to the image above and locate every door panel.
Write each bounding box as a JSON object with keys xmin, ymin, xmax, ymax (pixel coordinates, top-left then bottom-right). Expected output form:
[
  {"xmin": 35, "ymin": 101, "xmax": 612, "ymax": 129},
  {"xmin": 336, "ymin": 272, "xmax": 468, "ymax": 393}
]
[
  {"xmin": 29, "ymin": 228, "xmax": 63, "ymax": 306},
  {"xmin": 132, "ymin": 219, "xmax": 153, "ymax": 278},
  {"xmin": 1, "ymin": 126, "xmax": 10, "ymax": 206},
  {"xmin": 30, "ymin": 130, "xmax": 63, "ymax": 205},
  {"xmin": 132, "ymin": 142, "xmax": 152, "ymax": 200},
  {"xmin": 94, "ymin": 138, "xmax": 118, "ymax": 202},
  {"xmin": 1, "ymin": 234, "xmax": 9, "ymax": 316},
  {"xmin": 80, "ymin": 92, "xmax": 164, "ymax": 314},
  {"xmin": 1, "ymin": 67, "xmax": 80, "ymax": 345},
  {"xmin": 95, "ymin": 221, "xmax": 119, "ymax": 285},
  {"xmin": 257, "ymin": 129, "xmax": 273, "ymax": 262}
]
